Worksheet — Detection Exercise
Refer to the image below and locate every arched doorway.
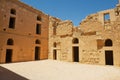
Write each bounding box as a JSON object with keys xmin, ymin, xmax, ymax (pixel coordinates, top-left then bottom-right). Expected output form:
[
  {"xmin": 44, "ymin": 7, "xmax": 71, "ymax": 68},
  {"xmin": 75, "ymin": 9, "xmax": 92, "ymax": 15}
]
[
  {"xmin": 53, "ymin": 50, "xmax": 57, "ymax": 60},
  {"xmin": 35, "ymin": 47, "xmax": 40, "ymax": 60},
  {"xmin": 35, "ymin": 39, "xmax": 41, "ymax": 60},
  {"xmin": 73, "ymin": 47, "xmax": 79, "ymax": 62},
  {"xmin": 104, "ymin": 39, "xmax": 113, "ymax": 65},
  {"xmin": 105, "ymin": 50, "xmax": 113, "ymax": 65},
  {"xmin": 6, "ymin": 38, "xmax": 14, "ymax": 63},
  {"xmin": 6, "ymin": 49, "xmax": 13, "ymax": 63},
  {"xmin": 53, "ymin": 42, "xmax": 57, "ymax": 60},
  {"xmin": 72, "ymin": 38, "xmax": 79, "ymax": 62}
]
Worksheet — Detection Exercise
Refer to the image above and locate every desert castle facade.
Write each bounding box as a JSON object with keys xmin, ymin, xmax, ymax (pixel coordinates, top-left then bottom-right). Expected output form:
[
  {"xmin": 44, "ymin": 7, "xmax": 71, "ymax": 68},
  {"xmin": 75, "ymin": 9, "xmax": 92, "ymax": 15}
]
[
  {"xmin": 0, "ymin": 0, "xmax": 120, "ymax": 67},
  {"xmin": 0, "ymin": 0, "xmax": 49, "ymax": 63}
]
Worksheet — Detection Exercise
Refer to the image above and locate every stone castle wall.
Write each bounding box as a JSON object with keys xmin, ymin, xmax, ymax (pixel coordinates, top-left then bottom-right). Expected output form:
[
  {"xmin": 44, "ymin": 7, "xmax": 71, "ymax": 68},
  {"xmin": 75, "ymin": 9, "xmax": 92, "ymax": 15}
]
[
  {"xmin": 0, "ymin": 0, "xmax": 49, "ymax": 63},
  {"xmin": 49, "ymin": 4, "xmax": 120, "ymax": 67},
  {"xmin": 0, "ymin": 0, "xmax": 120, "ymax": 67}
]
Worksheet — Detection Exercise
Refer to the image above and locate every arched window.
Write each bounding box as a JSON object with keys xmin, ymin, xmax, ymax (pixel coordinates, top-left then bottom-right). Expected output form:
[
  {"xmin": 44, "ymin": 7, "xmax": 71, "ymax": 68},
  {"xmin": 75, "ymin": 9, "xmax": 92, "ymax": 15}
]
[
  {"xmin": 35, "ymin": 39, "xmax": 41, "ymax": 44},
  {"xmin": 72, "ymin": 38, "xmax": 79, "ymax": 44},
  {"xmin": 105, "ymin": 39, "xmax": 113, "ymax": 46},
  {"xmin": 7, "ymin": 39, "xmax": 14, "ymax": 45},
  {"xmin": 53, "ymin": 42, "xmax": 57, "ymax": 47},
  {"xmin": 37, "ymin": 16, "xmax": 42, "ymax": 21},
  {"xmin": 10, "ymin": 9, "xmax": 16, "ymax": 15}
]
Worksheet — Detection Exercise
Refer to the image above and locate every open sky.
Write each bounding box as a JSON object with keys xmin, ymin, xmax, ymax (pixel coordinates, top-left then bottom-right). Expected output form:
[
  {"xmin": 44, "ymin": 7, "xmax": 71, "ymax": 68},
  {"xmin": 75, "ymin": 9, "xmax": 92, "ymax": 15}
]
[{"xmin": 20, "ymin": 0, "xmax": 118, "ymax": 26}]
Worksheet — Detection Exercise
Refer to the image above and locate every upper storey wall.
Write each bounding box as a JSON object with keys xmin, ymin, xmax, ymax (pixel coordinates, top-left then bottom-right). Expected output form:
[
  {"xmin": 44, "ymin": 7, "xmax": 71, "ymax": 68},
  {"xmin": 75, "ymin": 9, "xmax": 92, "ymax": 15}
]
[
  {"xmin": 49, "ymin": 17, "xmax": 73, "ymax": 36},
  {"xmin": 79, "ymin": 4, "xmax": 120, "ymax": 33},
  {"xmin": 57, "ymin": 20, "xmax": 73, "ymax": 36},
  {"xmin": 79, "ymin": 13, "xmax": 104, "ymax": 33},
  {"xmin": 0, "ymin": 0, "xmax": 49, "ymax": 37},
  {"xmin": 98, "ymin": 9, "xmax": 116, "ymax": 25}
]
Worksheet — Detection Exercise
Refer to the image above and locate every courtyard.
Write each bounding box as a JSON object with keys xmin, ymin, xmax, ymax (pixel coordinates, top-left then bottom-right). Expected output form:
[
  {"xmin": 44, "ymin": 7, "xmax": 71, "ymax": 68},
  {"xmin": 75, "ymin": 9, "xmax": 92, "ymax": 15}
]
[{"xmin": 0, "ymin": 60, "xmax": 120, "ymax": 80}]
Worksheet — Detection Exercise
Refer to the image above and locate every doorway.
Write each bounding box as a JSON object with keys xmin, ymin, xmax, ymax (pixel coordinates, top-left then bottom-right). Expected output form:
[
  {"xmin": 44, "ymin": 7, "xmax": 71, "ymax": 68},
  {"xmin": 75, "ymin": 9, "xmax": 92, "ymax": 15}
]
[
  {"xmin": 35, "ymin": 47, "xmax": 40, "ymax": 60},
  {"xmin": 53, "ymin": 50, "xmax": 57, "ymax": 60},
  {"xmin": 6, "ymin": 49, "xmax": 13, "ymax": 63},
  {"xmin": 73, "ymin": 47, "xmax": 79, "ymax": 62},
  {"xmin": 105, "ymin": 50, "xmax": 113, "ymax": 65}
]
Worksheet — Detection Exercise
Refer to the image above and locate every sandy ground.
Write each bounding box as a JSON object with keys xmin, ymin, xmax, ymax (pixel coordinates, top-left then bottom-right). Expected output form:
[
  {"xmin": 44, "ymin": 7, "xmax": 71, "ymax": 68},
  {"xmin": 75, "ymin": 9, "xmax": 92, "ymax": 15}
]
[{"xmin": 0, "ymin": 60, "xmax": 120, "ymax": 80}]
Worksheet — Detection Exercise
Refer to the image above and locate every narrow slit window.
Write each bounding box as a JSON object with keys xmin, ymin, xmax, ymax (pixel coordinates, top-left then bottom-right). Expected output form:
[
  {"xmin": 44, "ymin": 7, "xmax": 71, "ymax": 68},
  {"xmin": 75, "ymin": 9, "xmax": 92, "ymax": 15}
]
[
  {"xmin": 53, "ymin": 26, "xmax": 56, "ymax": 35},
  {"xmin": 36, "ymin": 24, "xmax": 41, "ymax": 34}
]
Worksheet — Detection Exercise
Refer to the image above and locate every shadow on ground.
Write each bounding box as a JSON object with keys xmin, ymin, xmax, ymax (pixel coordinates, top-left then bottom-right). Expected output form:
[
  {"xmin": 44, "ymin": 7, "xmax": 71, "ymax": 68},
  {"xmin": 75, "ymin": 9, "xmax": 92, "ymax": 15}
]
[{"xmin": 0, "ymin": 66, "xmax": 28, "ymax": 80}]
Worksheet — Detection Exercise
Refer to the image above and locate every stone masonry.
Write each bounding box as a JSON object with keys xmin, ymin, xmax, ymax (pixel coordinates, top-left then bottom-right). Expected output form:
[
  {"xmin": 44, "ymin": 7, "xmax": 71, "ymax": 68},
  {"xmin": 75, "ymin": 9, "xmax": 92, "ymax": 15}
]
[
  {"xmin": 0, "ymin": 0, "xmax": 120, "ymax": 67},
  {"xmin": 49, "ymin": 2, "xmax": 120, "ymax": 67},
  {"xmin": 0, "ymin": 0, "xmax": 49, "ymax": 63}
]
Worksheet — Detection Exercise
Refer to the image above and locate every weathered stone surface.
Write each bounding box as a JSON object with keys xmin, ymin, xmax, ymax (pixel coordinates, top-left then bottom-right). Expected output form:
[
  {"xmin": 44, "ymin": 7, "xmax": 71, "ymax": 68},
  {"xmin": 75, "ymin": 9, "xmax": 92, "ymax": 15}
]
[
  {"xmin": 0, "ymin": 0, "xmax": 120, "ymax": 67},
  {"xmin": 49, "ymin": 3, "xmax": 120, "ymax": 67},
  {"xmin": 0, "ymin": 0, "xmax": 49, "ymax": 63}
]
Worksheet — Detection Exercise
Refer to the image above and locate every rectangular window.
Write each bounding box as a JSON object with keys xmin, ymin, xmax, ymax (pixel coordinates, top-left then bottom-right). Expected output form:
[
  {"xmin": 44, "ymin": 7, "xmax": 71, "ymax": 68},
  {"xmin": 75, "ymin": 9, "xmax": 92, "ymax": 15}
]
[
  {"xmin": 9, "ymin": 17, "xmax": 15, "ymax": 29},
  {"xmin": 36, "ymin": 24, "xmax": 41, "ymax": 34},
  {"xmin": 104, "ymin": 13, "xmax": 110, "ymax": 21}
]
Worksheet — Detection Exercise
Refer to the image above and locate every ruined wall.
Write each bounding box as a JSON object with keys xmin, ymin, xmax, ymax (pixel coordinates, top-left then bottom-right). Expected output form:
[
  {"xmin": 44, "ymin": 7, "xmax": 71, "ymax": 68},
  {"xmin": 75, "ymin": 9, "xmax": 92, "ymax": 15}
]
[
  {"xmin": 1, "ymin": 0, "xmax": 119, "ymax": 66},
  {"xmin": 48, "ymin": 17, "xmax": 61, "ymax": 59},
  {"xmin": 49, "ymin": 3, "xmax": 120, "ymax": 67},
  {"xmin": 77, "ymin": 4, "xmax": 120, "ymax": 66},
  {"xmin": 57, "ymin": 21, "xmax": 73, "ymax": 36},
  {"xmin": 48, "ymin": 17, "xmax": 74, "ymax": 61},
  {"xmin": 80, "ymin": 14, "xmax": 104, "ymax": 33}
]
